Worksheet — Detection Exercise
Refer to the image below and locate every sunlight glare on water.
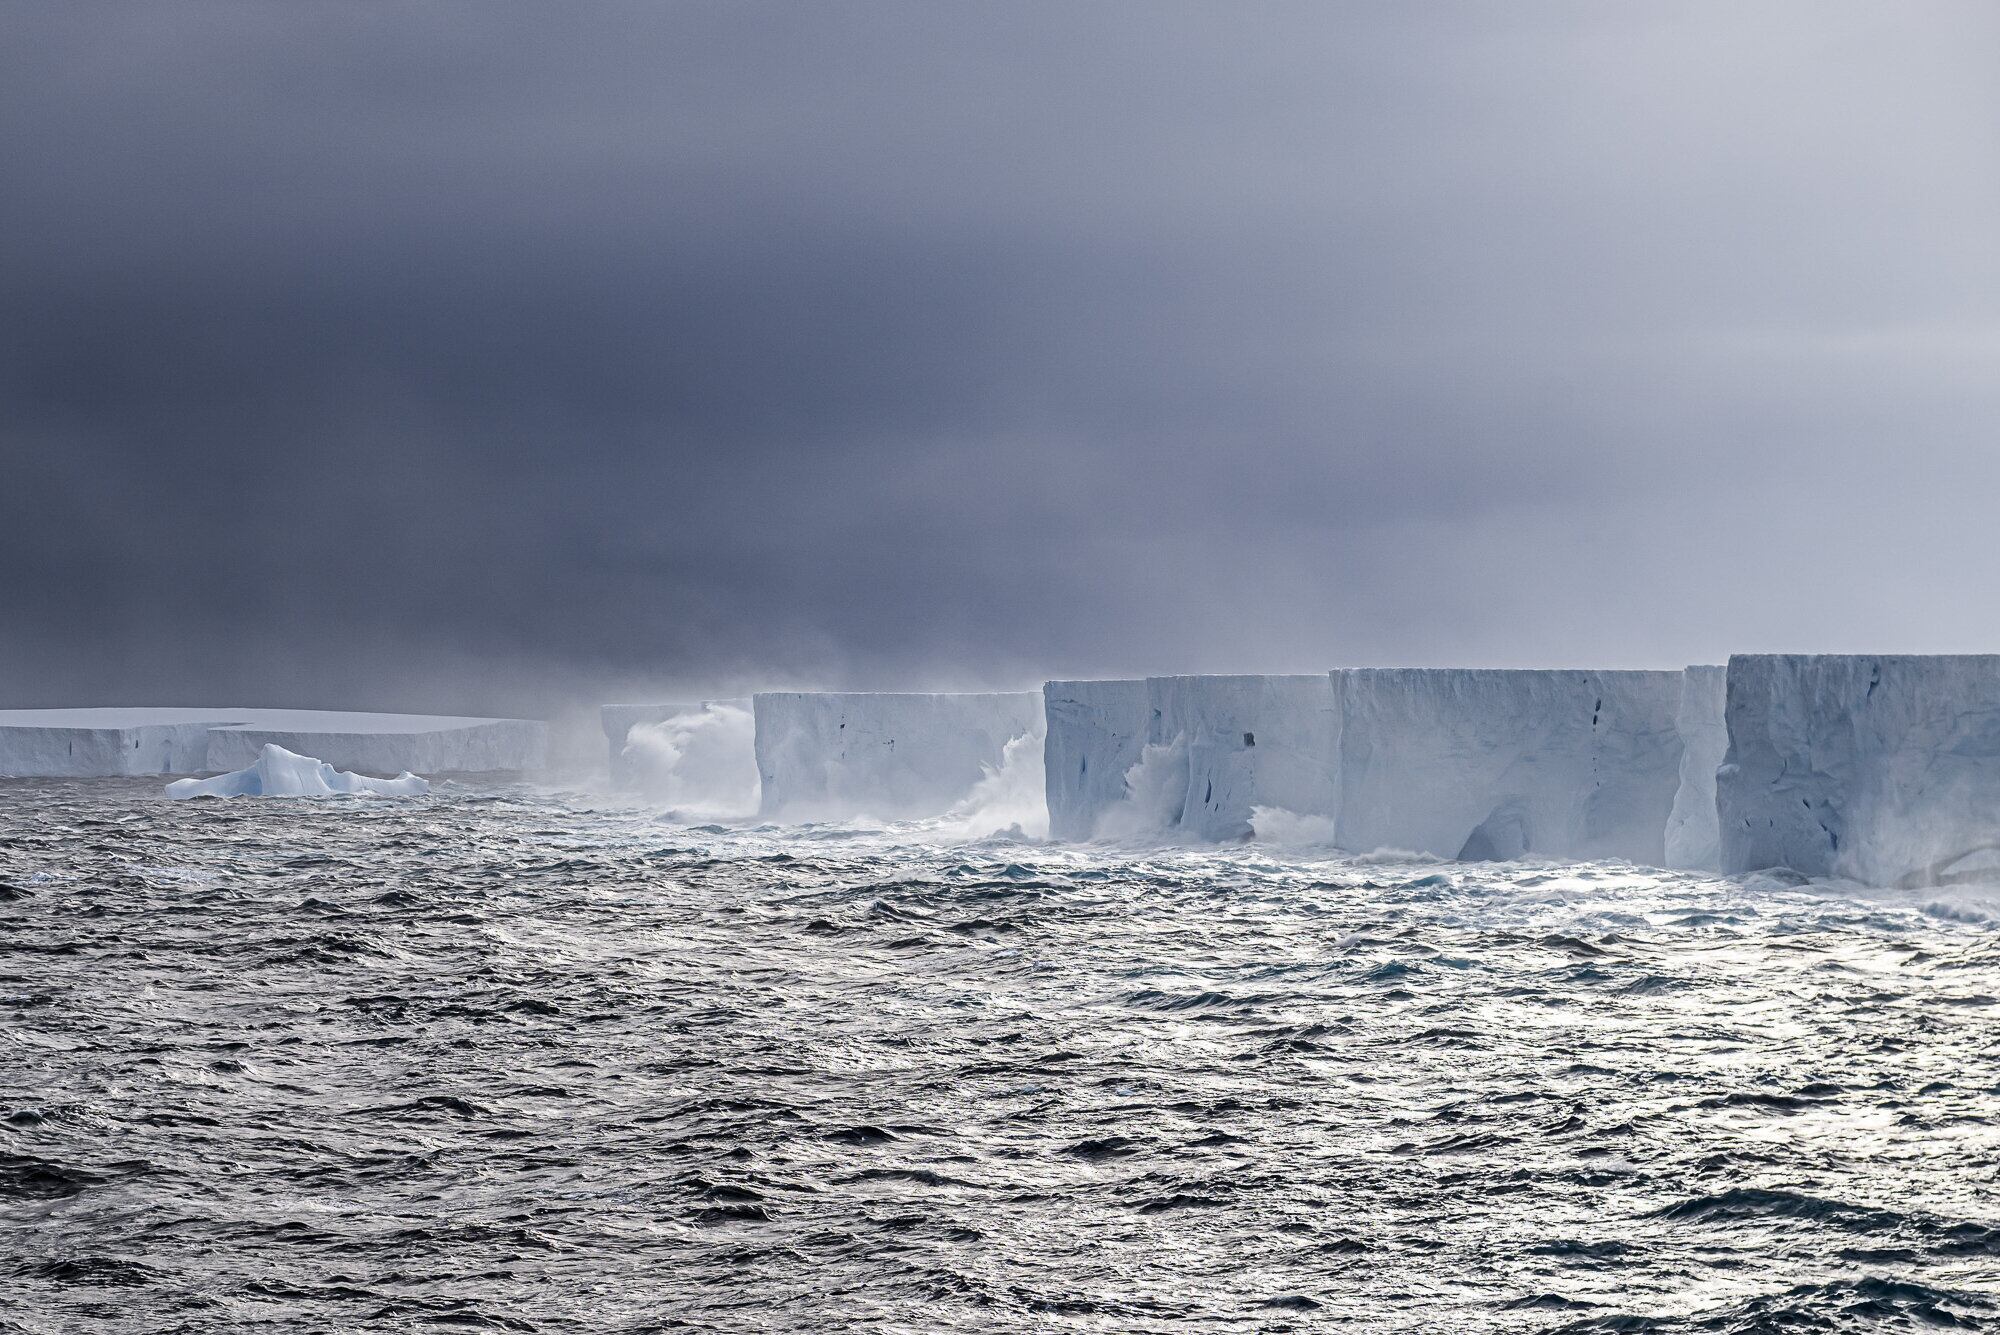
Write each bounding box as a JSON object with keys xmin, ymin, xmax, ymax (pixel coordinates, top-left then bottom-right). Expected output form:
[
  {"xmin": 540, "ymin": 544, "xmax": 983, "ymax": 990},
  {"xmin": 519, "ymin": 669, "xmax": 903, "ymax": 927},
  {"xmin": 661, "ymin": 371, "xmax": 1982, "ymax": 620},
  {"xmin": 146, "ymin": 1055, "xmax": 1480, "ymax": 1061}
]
[{"xmin": 2, "ymin": 778, "xmax": 1998, "ymax": 1331}]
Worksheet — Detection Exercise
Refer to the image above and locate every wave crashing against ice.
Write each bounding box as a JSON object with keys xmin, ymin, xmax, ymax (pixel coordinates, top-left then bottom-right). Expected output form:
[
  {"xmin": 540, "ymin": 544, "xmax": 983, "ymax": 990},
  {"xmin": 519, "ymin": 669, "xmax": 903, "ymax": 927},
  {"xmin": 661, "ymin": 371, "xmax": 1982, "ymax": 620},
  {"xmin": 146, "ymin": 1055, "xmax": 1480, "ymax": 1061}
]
[{"xmin": 164, "ymin": 744, "xmax": 429, "ymax": 799}]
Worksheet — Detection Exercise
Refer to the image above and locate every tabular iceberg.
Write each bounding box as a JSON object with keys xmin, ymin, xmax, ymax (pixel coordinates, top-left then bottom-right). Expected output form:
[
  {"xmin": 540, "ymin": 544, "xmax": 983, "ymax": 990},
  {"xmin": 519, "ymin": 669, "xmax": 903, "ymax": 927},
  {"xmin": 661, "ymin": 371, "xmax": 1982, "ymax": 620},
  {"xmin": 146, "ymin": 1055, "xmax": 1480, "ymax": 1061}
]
[
  {"xmin": 1042, "ymin": 680, "xmax": 1150, "ymax": 841},
  {"xmin": 1147, "ymin": 675, "xmax": 1340, "ymax": 842},
  {"xmin": 1663, "ymin": 665, "xmax": 1727, "ymax": 871},
  {"xmin": 0, "ymin": 708, "xmax": 545, "ymax": 778},
  {"xmin": 1332, "ymin": 668, "xmax": 1684, "ymax": 863},
  {"xmin": 165, "ymin": 744, "xmax": 429, "ymax": 799},
  {"xmin": 753, "ymin": 691, "xmax": 1044, "ymax": 822},
  {"xmin": 1717, "ymin": 654, "xmax": 2000, "ymax": 886}
]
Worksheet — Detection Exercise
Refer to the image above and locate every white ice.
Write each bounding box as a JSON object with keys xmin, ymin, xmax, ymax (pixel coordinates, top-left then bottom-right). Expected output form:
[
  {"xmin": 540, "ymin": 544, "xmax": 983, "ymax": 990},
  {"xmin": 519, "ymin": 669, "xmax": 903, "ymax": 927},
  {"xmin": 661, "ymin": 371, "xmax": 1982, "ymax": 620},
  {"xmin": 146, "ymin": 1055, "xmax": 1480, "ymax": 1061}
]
[
  {"xmin": 165, "ymin": 744, "xmax": 429, "ymax": 799},
  {"xmin": 1717, "ymin": 654, "xmax": 2000, "ymax": 886}
]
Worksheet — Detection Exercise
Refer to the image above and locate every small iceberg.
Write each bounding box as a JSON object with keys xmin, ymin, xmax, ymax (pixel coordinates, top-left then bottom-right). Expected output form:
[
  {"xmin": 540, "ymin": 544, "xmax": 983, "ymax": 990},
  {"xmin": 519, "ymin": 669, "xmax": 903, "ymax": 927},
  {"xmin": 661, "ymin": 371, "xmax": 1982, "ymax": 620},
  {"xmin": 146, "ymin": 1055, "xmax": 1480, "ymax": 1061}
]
[{"xmin": 165, "ymin": 744, "xmax": 430, "ymax": 800}]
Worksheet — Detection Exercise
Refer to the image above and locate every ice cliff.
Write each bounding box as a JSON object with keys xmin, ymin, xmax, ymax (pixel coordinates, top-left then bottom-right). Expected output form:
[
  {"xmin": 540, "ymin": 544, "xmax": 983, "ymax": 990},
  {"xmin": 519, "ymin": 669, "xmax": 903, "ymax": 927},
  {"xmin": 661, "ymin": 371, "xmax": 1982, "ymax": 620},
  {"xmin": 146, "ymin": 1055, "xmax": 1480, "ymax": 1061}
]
[
  {"xmin": 1150, "ymin": 675, "xmax": 1340, "ymax": 842},
  {"xmin": 1663, "ymin": 665, "xmax": 1727, "ymax": 871},
  {"xmin": 753, "ymin": 692, "xmax": 1043, "ymax": 822},
  {"xmin": 0, "ymin": 708, "xmax": 545, "ymax": 778},
  {"xmin": 1332, "ymin": 668, "xmax": 1684, "ymax": 863},
  {"xmin": 1042, "ymin": 680, "xmax": 1150, "ymax": 841},
  {"xmin": 1041, "ymin": 675, "xmax": 1338, "ymax": 842},
  {"xmin": 1717, "ymin": 654, "xmax": 2000, "ymax": 886}
]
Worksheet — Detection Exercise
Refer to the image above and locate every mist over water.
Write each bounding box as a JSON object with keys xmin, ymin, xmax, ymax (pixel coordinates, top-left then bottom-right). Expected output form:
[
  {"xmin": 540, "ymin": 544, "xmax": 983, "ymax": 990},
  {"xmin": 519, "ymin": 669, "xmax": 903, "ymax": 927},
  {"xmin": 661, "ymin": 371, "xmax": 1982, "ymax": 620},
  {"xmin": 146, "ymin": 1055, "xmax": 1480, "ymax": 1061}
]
[{"xmin": 5, "ymin": 777, "xmax": 1998, "ymax": 1332}]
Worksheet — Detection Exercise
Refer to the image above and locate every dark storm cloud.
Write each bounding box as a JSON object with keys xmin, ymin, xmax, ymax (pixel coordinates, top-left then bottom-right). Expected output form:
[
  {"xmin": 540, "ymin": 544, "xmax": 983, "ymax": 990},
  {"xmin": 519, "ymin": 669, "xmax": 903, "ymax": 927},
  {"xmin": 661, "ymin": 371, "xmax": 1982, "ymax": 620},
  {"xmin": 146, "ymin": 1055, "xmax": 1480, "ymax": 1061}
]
[{"xmin": 5, "ymin": 2, "xmax": 1999, "ymax": 717}]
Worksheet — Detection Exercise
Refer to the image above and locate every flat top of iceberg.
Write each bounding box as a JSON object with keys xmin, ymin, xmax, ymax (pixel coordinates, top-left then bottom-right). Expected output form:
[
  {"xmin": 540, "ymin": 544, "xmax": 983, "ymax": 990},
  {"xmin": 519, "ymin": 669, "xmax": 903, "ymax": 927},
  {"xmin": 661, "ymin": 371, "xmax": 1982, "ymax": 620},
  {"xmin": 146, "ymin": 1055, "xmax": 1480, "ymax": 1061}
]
[{"xmin": 0, "ymin": 707, "xmax": 534, "ymax": 732}]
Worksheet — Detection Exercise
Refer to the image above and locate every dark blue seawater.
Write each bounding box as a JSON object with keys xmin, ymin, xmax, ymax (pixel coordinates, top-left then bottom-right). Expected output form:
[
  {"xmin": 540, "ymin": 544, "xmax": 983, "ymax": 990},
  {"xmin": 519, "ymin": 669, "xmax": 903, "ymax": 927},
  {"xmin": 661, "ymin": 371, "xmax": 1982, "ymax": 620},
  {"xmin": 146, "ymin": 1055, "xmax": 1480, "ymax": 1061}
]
[{"xmin": 3, "ymin": 778, "xmax": 1998, "ymax": 1331}]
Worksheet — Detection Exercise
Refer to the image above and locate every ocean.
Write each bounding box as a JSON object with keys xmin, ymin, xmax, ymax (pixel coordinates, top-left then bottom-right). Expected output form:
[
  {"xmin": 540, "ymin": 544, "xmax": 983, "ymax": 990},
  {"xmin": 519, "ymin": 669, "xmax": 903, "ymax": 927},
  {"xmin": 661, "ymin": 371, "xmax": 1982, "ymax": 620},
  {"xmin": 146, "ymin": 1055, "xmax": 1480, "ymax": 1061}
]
[{"xmin": 4, "ymin": 778, "xmax": 1997, "ymax": 1331}]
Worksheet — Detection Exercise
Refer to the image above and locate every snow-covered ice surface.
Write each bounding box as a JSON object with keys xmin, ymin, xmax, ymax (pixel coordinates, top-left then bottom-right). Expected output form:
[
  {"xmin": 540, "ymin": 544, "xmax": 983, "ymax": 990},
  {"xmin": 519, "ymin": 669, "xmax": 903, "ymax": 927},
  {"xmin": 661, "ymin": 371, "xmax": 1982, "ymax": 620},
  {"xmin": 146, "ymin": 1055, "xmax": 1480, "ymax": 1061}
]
[
  {"xmin": 752, "ymin": 691, "xmax": 1043, "ymax": 822},
  {"xmin": 1664, "ymin": 664, "xmax": 1728, "ymax": 870},
  {"xmin": 1718, "ymin": 654, "xmax": 2000, "ymax": 886},
  {"xmin": 0, "ymin": 707, "xmax": 545, "ymax": 777},
  {"xmin": 4, "ymin": 775, "xmax": 1997, "ymax": 1331},
  {"xmin": 164, "ymin": 743, "xmax": 429, "ymax": 799},
  {"xmin": 1333, "ymin": 668, "xmax": 1684, "ymax": 863}
]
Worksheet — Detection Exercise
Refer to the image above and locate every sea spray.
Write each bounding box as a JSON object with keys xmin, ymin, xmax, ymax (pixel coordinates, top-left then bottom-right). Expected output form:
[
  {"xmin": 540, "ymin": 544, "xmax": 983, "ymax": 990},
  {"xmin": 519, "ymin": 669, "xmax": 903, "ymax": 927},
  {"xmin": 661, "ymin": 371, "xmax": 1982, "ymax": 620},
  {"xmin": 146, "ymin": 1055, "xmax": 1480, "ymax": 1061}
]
[{"xmin": 622, "ymin": 701, "xmax": 760, "ymax": 818}]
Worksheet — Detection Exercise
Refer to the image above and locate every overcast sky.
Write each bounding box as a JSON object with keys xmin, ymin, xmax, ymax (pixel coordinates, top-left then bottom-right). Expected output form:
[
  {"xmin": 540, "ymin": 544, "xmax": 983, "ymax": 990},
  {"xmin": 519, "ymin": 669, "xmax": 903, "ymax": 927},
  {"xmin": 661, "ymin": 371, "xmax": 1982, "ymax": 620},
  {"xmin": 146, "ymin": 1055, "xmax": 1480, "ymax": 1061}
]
[{"xmin": 5, "ymin": 2, "xmax": 1998, "ymax": 716}]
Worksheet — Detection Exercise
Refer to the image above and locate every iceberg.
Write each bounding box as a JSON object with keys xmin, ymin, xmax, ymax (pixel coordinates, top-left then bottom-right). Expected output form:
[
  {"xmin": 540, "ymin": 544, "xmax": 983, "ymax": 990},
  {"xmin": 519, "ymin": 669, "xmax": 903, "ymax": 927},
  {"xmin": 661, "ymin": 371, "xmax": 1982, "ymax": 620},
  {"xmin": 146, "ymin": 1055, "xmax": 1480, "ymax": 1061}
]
[
  {"xmin": 1663, "ymin": 665, "xmax": 1727, "ymax": 871},
  {"xmin": 1717, "ymin": 654, "xmax": 2000, "ymax": 886},
  {"xmin": 165, "ymin": 744, "xmax": 429, "ymax": 799},
  {"xmin": 0, "ymin": 708, "xmax": 545, "ymax": 778},
  {"xmin": 1041, "ymin": 679, "xmax": 1150, "ymax": 841},
  {"xmin": 753, "ymin": 691, "xmax": 1044, "ymax": 822},
  {"xmin": 1147, "ymin": 675, "xmax": 1340, "ymax": 842},
  {"xmin": 1332, "ymin": 668, "xmax": 1684, "ymax": 863}
]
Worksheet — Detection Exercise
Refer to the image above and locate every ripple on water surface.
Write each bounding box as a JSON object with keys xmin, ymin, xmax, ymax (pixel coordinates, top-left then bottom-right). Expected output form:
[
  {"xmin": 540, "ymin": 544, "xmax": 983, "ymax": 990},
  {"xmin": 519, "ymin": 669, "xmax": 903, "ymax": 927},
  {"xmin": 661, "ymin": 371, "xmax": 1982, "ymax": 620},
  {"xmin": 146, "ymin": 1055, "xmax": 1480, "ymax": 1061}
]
[{"xmin": 1, "ymin": 777, "xmax": 1998, "ymax": 1331}]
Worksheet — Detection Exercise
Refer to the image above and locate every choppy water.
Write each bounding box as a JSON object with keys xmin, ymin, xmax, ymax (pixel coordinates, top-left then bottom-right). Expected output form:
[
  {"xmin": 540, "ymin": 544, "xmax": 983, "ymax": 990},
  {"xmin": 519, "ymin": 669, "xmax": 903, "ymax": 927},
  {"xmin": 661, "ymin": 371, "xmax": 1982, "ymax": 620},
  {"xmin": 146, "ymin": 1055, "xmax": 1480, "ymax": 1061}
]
[{"xmin": 4, "ymin": 779, "xmax": 1999, "ymax": 1332}]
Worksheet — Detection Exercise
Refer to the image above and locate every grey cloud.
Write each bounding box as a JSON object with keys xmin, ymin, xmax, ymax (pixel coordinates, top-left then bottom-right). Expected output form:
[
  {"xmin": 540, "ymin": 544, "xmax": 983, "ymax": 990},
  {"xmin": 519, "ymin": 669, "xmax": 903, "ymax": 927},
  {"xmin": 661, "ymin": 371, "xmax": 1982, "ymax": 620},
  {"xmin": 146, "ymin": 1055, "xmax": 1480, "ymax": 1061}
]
[{"xmin": 4, "ymin": 2, "xmax": 1998, "ymax": 719}]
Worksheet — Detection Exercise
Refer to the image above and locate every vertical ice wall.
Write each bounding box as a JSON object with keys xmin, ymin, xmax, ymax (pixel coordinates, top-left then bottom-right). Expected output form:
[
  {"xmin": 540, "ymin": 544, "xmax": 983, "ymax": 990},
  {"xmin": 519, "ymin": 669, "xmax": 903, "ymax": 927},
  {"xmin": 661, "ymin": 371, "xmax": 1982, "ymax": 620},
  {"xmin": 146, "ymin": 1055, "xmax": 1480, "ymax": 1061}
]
[
  {"xmin": 1717, "ymin": 654, "xmax": 2000, "ymax": 885},
  {"xmin": 1145, "ymin": 675, "xmax": 1340, "ymax": 842},
  {"xmin": 1042, "ymin": 680, "xmax": 1150, "ymax": 841},
  {"xmin": 1332, "ymin": 669, "xmax": 1684, "ymax": 863},
  {"xmin": 1663, "ymin": 665, "xmax": 1727, "ymax": 871},
  {"xmin": 753, "ymin": 691, "xmax": 1044, "ymax": 822},
  {"xmin": 0, "ymin": 716, "xmax": 216, "ymax": 777}
]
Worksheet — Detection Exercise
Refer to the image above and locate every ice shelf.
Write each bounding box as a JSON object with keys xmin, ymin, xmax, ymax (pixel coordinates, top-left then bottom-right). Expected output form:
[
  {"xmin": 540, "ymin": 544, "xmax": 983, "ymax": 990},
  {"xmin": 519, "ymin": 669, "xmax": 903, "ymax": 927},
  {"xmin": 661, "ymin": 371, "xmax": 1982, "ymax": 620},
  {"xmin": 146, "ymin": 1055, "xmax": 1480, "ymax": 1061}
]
[{"xmin": 0, "ymin": 708, "xmax": 545, "ymax": 778}]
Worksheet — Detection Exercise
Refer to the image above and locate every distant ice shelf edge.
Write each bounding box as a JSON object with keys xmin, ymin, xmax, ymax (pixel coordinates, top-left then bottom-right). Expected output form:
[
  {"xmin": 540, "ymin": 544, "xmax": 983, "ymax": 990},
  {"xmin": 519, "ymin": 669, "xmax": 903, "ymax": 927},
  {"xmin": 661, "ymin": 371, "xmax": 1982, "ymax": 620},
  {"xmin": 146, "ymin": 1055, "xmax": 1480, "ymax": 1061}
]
[{"xmin": 0, "ymin": 708, "xmax": 546, "ymax": 778}]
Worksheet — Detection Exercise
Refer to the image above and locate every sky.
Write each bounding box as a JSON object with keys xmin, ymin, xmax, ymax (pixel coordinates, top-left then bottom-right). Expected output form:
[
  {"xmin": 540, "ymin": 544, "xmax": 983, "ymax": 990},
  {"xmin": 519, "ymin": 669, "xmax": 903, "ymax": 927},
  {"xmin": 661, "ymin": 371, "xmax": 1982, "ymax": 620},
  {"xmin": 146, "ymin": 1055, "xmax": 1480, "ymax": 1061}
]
[{"xmin": 5, "ymin": 2, "xmax": 1999, "ymax": 719}]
